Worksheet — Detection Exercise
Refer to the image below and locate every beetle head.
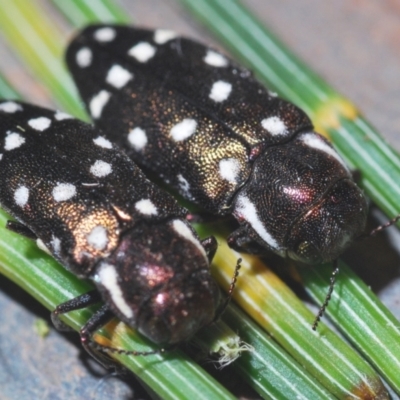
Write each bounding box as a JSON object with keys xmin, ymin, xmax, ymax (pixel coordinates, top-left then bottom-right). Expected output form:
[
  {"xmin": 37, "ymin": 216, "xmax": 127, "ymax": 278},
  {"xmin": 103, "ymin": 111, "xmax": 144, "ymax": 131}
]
[
  {"xmin": 232, "ymin": 132, "xmax": 368, "ymax": 263},
  {"xmin": 285, "ymin": 178, "xmax": 368, "ymax": 263},
  {"xmin": 93, "ymin": 219, "xmax": 220, "ymax": 344}
]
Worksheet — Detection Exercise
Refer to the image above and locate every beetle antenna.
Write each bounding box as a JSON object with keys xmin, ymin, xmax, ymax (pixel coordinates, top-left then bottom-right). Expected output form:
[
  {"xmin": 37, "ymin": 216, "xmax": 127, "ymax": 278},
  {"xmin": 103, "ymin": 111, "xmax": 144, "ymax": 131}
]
[
  {"xmin": 214, "ymin": 258, "xmax": 242, "ymax": 320},
  {"xmin": 312, "ymin": 260, "xmax": 339, "ymax": 330},
  {"xmin": 368, "ymin": 214, "xmax": 400, "ymax": 237}
]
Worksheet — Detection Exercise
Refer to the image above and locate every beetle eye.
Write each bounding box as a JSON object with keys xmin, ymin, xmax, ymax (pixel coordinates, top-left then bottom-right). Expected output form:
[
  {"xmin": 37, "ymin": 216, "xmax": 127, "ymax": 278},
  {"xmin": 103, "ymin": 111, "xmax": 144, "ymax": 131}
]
[
  {"xmin": 297, "ymin": 241, "xmax": 309, "ymax": 253},
  {"xmin": 295, "ymin": 241, "xmax": 321, "ymax": 264}
]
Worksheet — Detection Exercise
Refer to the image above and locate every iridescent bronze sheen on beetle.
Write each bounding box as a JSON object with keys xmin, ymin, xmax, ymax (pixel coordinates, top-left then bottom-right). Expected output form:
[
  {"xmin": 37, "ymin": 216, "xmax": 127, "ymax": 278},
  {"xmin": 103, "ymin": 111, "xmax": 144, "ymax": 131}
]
[
  {"xmin": 66, "ymin": 25, "xmax": 368, "ymax": 264},
  {"xmin": 0, "ymin": 101, "xmax": 220, "ymax": 357}
]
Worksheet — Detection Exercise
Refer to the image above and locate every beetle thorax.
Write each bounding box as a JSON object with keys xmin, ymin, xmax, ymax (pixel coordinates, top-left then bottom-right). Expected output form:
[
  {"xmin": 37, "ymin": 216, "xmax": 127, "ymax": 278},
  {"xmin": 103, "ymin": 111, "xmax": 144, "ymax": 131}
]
[{"xmin": 232, "ymin": 132, "xmax": 368, "ymax": 263}]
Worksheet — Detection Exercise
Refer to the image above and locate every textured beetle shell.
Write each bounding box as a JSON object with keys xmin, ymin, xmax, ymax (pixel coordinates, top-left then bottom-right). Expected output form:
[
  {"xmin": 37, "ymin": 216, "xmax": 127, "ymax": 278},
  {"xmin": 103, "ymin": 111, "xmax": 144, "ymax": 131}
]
[
  {"xmin": 66, "ymin": 25, "xmax": 368, "ymax": 263},
  {"xmin": 0, "ymin": 101, "xmax": 185, "ymax": 277},
  {"xmin": 66, "ymin": 25, "xmax": 312, "ymax": 214},
  {"xmin": 0, "ymin": 100, "xmax": 222, "ymax": 344}
]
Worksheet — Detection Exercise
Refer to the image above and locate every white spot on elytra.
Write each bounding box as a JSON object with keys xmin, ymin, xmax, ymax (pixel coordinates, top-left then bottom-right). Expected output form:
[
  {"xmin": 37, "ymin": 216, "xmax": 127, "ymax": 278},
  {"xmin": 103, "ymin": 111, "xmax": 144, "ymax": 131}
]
[
  {"xmin": 219, "ymin": 158, "xmax": 240, "ymax": 183},
  {"xmin": 204, "ymin": 50, "xmax": 228, "ymax": 67},
  {"xmin": 52, "ymin": 183, "xmax": 76, "ymax": 202},
  {"xmin": 135, "ymin": 199, "xmax": 158, "ymax": 216},
  {"xmin": 153, "ymin": 29, "xmax": 177, "ymax": 44},
  {"xmin": 209, "ymin": 80, "xmax": 232, "ymax": 102},
  {"xmin": 93, "ymin": 136, "xmax": 113, "ymax": 149},
  {"xmin": 55, "ymin": 111, "xmax": 73, "ymax": 121},
  {"xmin": 128, "ymin": 42, "xmax": 156, "ymax": 63},
  {"xmin": 171, "ymin": 219, "xmax": 206, "ymax": 259},
  {"xmin": 261, "ymin": 116, "xmax": 287, "ymax": 136},
  {"xmin": 94, "ymin": 27, "xmax": 116, "ymax": 42},
  {"xmin": 4, "ymin": 132, "xmax": 25, "ymax": 150},
  {"xmin": 90, "ymin": 160, "xmax": 112, "ymax": 177},
  {"xmin": 97, "ymin": 263, "xmax": 133, "ymax": 319},
  {"xmin": 89, "ymin": 90, "xmax": 110, "ymax": 119},
  {"xmin": 76, "ymin": 47, "xmax": 92, "ymax": 67},
  {"xmin": 0, "ymin": 101, "xmax": 22, "ymax": 113},
  {"xmin": 36, "ymin": 239, "xmax": 51, "ymax": 255},
  {"xmin": 234, "ymin": 194, "xmax": 279, "ymax": 250},
  {"xmin": 0, "ymin": 154, "xmax": 2, "ymax": 160},
  {"xmin": 106, "ymin": 64, "xmax": 133, "ymax": 89},
  {"xmin": 301, "ymin": 132, "xmax": 349, "ymax": 170},
  {"xmin": 28, "ymin": 117, "xmax": 52, "ymax": 131},
  {"xmin": 51, "ymin": 235, "xmax": 61, "ymax": 255},
  {"xmin": 87, "ymin": 225, "xmax": 109, "ymax": 250},
  {"xmin": 14, "ymin": 185, "xmax": 29, "ymax": 207},
  {"xmin": 170, "ymin": 118, "xmax": 197, "ymax": 141},
  {"xmin": 177, "ymin": 174, "xmax": 192, "ymax": 199},
  {"xmin": 127, "ymin": 127, "xmax": 147, "ymax": 151}
]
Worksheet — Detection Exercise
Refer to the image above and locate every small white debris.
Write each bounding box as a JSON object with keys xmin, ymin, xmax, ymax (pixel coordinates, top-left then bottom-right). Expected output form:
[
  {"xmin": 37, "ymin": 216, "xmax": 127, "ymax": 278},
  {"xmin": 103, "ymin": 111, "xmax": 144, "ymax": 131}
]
[
  {"xmin": 14, "ymin": 185, "xmax": 29, "ymax": 207},
  {"xmin": 93, "ymin": 136, "xmax": 113, "ymax": 149},
  {"xmin": 153, "ymin": 29, "xmax": 177, "ymax": 44},
  {"xmin": 128, "ymin": 42, "xmax": 156, "ymax": 63},
  {"xmin": 4, "ymin": 132, "xmax": 25, "ymax": 151},
  {"xmin": 52, "ymin": 183, "xmax": 76, "ymax": 202},
  {"xmin": 127, "ymin": 127, "xmax": 148, "ymax": 151},
  {"xmin": 204, "ymin": 50, "xmax": 228, "ymax": 67},
  {"xmin": 135, "ymin": 199, "xmax": 158, "ymax": 215},
  {"xmin": 0, "ymin": 101, "xmax": 22, "ymax": 113},
  {"xmin": 170, "ymin": 118, "xmax": 197, "ymax": 141},
  {"xmin": 211, "ymin": 336, "xmax": 254, "ymax": 369},
  {"xmin": 76, "ymin": 47, "xmax": 92, "ymax": 68},
  {"xmin": 28, "ymin": 117, "xmax": 52, "ymax": 131},
  {"xmin": 261, "ymin": 116, "xmax": 287, "ymax": 136},
  {"xmin": 89, "ymin": 90, "xmax": 111, "ymax": 119},
  {"xmin": 81, "ymin": 183, "xmax": 99, "ymax": 187},
  {"xmin": 106, "ymin": 64, "xmax": 133, "ymax": 89},
  {"xmin": 94, "ymin": 27, "xmax": 116, "ymax": 42}
]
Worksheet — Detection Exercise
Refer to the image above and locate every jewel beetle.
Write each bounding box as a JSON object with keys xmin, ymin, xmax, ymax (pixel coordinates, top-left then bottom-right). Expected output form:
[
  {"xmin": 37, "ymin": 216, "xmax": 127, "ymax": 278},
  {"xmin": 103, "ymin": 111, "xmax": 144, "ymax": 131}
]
[
  {"xmin": 66, "ymin": 25, "xmax": 368, "ymax": 266},
  {"xmin": 0, "ymin": 100, "xmax": 225, "ymax": 360}
]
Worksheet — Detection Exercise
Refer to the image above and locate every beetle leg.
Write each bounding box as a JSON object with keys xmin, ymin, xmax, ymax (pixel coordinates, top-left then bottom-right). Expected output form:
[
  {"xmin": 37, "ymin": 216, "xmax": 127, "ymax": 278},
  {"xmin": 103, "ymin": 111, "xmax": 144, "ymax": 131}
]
[
  {"xmin": 79, "ymin": 304, "xmax": 122, "ymax": 371},
  {"xmin": 53, "ymin": 294, "xmax": 122, "ymax": 371},
  {"xmin": 201, "ymin": 236, "xmax": 218, "ymax": 262},
  {"xmin": 228, "ymin": 226, "xmax": 269, "ymax": 254},
  {"xmin": 6, "ymin": 220, "xmax": 37, "ymax": 239},
  {"xmin": 51, "ymin": 290, "xmax": 102, "ymax": 331},
  {"xmin": 52, "ymin": 292, "xmax": 119, "ymax": 369}
]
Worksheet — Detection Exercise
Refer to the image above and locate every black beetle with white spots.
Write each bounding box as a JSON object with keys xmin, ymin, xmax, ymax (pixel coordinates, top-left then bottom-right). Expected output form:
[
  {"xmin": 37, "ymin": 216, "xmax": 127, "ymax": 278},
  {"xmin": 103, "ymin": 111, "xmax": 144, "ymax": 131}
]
[
  {"xmin": 67, "ymin": 25, "xmax": 368, "ymax": 265},
  {"xmin": 0, "ymin": 100, "xmax": 224, "ymax": 362}
]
